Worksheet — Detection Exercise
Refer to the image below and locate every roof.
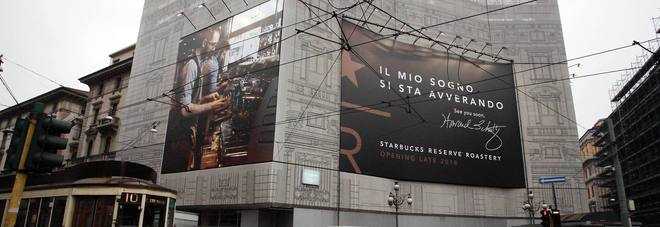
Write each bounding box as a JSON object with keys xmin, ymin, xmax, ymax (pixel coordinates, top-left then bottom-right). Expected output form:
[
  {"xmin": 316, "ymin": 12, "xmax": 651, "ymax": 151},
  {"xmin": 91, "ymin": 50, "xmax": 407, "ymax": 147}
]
[
  {"xmin": 78, "ymin": 56, "xmax": 133, "ymax": 84},
  {"xmin": 578, "ymin": 119, "xmax": 606, "ymax": 144},
  {"xmin": 0, "ymin": 87, "xmax": 88, "ymax": 119},
  {"xmin": 0, "ymin": 160, "xmax": 175, "ymax": 194},
  {"xmin": 109, "ymin": 44, "xmax": 136, "ymax": 58}
]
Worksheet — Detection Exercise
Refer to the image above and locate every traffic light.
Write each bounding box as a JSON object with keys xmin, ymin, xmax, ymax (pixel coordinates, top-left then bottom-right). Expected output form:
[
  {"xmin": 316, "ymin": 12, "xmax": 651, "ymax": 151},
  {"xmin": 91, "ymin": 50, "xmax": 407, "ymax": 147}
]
[
  {"xmin": 26, "ymin": 111, "xmax": 73, "ymax": 172},
  {"xmin": 3, "ymin": 118, "xmax": 28, "ymax": 171}
]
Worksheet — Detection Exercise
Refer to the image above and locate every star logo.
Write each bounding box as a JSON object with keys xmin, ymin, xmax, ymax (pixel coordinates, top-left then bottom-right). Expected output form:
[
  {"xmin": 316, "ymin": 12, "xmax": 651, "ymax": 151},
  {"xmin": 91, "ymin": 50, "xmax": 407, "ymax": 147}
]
[{"xmin": 341, "ymin": 50, "xmax": 365, "ymax": 87}]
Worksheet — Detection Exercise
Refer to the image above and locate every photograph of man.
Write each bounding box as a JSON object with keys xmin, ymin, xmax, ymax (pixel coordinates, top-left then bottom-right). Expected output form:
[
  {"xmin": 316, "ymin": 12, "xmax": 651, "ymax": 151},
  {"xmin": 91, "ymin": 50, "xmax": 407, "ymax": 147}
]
[
  {"xmin": 166, "ymin": 25, "xmax": 231, "ymax": 172},
  {"xmin": 161, "ymin": 0, "xmax": 282, "ymax": 174}
]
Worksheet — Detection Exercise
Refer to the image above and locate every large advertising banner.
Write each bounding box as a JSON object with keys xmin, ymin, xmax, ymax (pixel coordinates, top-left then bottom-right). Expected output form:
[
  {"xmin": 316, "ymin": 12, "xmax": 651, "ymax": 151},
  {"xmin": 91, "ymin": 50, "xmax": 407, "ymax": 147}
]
[
  {"xmin": 339, "ymin": 21, "xmax": 525, "ymax": 188},
  {"xmin": 162, "ymin": 0, "xmax": 282, "ymax": 174}
]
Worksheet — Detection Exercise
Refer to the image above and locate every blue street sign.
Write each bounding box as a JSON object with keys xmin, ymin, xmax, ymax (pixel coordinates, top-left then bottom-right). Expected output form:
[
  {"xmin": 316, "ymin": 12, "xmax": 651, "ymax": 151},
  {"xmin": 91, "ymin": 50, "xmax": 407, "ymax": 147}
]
[{"xmin": 539, "ymin": 176, "xmax": 566, "ymax": 184}]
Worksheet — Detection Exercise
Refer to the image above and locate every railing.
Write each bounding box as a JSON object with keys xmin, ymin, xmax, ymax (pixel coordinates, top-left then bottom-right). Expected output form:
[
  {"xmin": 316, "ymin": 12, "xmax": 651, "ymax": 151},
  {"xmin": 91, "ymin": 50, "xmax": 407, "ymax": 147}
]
[
  {"xmin": 67, "ymin": 152, "xmax": 117, "ymax": 166},
  {"xmin": 86, "ymin": 116, "xmax": 121, "ymax": 135}
]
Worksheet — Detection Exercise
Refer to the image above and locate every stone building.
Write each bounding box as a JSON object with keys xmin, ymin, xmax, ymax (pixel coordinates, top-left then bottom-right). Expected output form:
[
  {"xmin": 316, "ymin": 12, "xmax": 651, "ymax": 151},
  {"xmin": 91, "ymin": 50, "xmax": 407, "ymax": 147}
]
[
  {"xmin": 579, "ymin": 119, "xmax": 610, "ymax": 212},
  {"xmin": 72, "ymin": 45, "xmax": 134, "ymax": 164},
  {"xmin": 0, "ymin": 87, "xmax": 87, "ymax": 171},
  {"xmin": 115, "ymin": 0, "xmax": 586, "ymax": 226}
]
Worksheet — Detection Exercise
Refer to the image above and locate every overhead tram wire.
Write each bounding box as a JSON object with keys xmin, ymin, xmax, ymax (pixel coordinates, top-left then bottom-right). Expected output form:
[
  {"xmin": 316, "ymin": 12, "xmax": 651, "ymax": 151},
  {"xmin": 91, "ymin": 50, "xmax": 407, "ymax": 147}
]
[
  {"xmin": 268, "ymin": 65, "xmax": 641, "ymax": 129},
  {"xmin": 295, "ymin": 50, "xmax": 341, "ymax": 126},
  {"xmin": 79, "ymin": 21, "xmax": 653, "ymax": 128},
  {"xmin": 347, "ymin": 1, "xmax": 657, "ymax": 129},
  {"xmin": 113, "ymin": 0, "xmax": 540, "ymax": 103},
  {"xmin": 349, "ymin": 49, "xmax": 427, "ymax": 122},
  {"xmin": 343, "ymin": 0, "xmax": 539, "ymax": 54},
  {"xmin": 2, "ymin": 56, "xmax": 66, "ymax": 87},
  {"xmin": 326, "ymin": 0, "xmax": 358, "ymax": 10},
  {"xmin": 226, "ymin": 17, "xmax": 637, "ymax": 128},
  {"xmin": 72, "ymin": 1, "xmax": 359, "ymax": 107},
  {"xmin": 297, "ymin": 0, "xmax": 373, "ymax": 126},
  {"xmin": 64, "ymin": 22, "xmax": 656, "ymax": 129},
  {"xmin": 297, "ymin": 0, "xmax": 344, "ymax": 41},
  {"xmin": 0, "ymin": 74, "xmax": 19, "ymax": 104},
  {"xmin": 94, "ymin": 4, "xmax": 343, "ymax": 99},
  {"xmin": 359, "ymin": 3, "xmax": 588, "ymax": 129},
  {"xmin": 163, "ymin": 1, "xmax": 382, "ymax": 124},
  {"xmin": 161, "ymin": 1, "xmax": 365, "ymax": 97},
  {"xmin": 62, "ymin": 0, "xmax": 650, "ymax": 128},
  {"xmin": 341, "ymin": 1, "xmax": 564, "ymax": 129},
  {"xmin": 172, "ymin": 0, "xmax": 537, "ymax": 100},
  {"xmin": 81, "ymin": 2, "xmax": 364, "ymax": 123},
  {"xmin": 112, "ymin": 64, "xmax": 640, "ymax": 155}
]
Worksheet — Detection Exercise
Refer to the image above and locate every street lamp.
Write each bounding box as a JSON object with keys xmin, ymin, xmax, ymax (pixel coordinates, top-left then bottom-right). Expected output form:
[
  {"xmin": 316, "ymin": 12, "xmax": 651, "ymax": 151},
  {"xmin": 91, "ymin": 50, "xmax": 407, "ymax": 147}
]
[
  {"xmin": 522, "ymin": 191, "xmax": 548, "ymax": 225},
  {"xmin": 149, "ymin": 122, "xmax": 159, "ymax": 133},
  {"xmin": 176, "ymin": 11, "xmax": 197, "ymax": 30},
  {"xmin": 387, "ymin": 182, "xmax": 412, "ymax": 227},
  {"xmin": 197, "ymin": 3, "xmax": 217, "ymax": 21}
]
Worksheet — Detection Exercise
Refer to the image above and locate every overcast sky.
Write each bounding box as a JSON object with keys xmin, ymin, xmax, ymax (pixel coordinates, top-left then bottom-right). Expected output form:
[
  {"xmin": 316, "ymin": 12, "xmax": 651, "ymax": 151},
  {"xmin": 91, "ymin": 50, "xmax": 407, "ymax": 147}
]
[{"xmin": 0, "ymin": 0, "xmax": 659, "ymax": 136}]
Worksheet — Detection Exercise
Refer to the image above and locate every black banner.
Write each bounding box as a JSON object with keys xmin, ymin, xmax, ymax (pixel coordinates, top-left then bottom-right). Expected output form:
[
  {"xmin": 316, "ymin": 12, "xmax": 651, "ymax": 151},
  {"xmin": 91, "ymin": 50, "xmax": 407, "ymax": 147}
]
[{"xmin": 339, "ymin": 21, "xmax": 525, "ymax": 188}]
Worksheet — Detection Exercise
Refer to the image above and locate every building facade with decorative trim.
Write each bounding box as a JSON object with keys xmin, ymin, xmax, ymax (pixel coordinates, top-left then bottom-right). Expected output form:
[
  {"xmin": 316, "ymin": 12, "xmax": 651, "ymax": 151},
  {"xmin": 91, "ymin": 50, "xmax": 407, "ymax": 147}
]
[{"xmin": 114, "ymin": 0, "xmax": 586, "ymax": 226}]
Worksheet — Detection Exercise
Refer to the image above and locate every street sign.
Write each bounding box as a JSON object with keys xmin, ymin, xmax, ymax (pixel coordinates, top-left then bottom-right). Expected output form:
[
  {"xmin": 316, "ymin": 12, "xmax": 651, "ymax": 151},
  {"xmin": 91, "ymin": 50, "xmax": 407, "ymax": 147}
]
[{"xmin": 539, "ymin": 176, "xmax": 566, "ymax": 184}]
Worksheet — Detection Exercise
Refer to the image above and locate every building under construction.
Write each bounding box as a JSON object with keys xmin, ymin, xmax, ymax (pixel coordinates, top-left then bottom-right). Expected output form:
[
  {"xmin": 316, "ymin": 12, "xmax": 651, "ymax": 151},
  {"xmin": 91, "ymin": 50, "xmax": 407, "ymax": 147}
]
[{"xmin": 594, "ymin": 46, "xmax": 660, "ymax": 225}]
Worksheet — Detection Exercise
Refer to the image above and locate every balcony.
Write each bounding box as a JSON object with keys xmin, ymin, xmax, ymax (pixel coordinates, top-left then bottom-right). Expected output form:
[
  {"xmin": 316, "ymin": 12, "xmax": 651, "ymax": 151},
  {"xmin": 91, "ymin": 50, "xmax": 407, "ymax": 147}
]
[
  {"xmin": 97, "ymin": 116, "xmax": 120, "ymax": 134},
  {"xmin": 67, "ymin": 152, "xmax": 117, "ymax": 166},
  {"xmin": 86, "ymin": 116, "xmax": 120, "ymax": 135}
]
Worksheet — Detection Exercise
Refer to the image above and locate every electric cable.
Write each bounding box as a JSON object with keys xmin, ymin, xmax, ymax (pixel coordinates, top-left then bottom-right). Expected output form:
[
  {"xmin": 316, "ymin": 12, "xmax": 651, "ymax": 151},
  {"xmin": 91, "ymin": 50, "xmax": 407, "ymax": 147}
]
[
  {"xmin": 356, "ymin": 1, "xmax": 607, "ymax": 130},
  {"xmin": 110, "ymin": 64, "xmax": 641, "ymax": 160},
  {"xmin": 52, "ymin": 0, "xmax": 651, "ymax": 131},
  {"xmin": 78, "ymin": 5, "xmax": 343, "ymax": 102},
  {"xmin": 0, "ymin": 74, "xmax": 19, "ymax": 104},
  {"xmin": 2, "ymin": 56, "xmax": 66, "ymax": 87},
  {"xmin": 295, "ymin": 52, "xmax": 341, "ymax": 126},
  {"xmin": 163, "ymin": 1, "xmax": 363, "ymax": 97},
  {"xmin": 266, "ymin": 65, "xmax": 640, "ymax": 129},
  {"xmin": 67, "ymin": 30, "xmax": 656, "ymax": 128},
  {"xmin": 326, "ymin": 0, "xmax": 356, "ymax": 10}
]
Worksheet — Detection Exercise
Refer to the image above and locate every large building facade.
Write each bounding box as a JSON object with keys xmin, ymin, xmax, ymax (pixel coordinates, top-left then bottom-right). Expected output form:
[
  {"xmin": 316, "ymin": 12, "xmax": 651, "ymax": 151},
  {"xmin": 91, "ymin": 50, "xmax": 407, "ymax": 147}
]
[{"xmin": 116, "ymin": 0, "xmax": 585, "ymax": 226}]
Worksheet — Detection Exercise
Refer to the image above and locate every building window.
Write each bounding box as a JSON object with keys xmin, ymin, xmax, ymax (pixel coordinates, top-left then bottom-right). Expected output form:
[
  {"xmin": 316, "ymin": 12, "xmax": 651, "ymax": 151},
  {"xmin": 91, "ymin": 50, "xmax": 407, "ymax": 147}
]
[
  {"xmin": 530, "ymin": 55, "xmax": 552, "ymax": 80},
  {"xmin": 544, "ymin": 147, "xmax": 562, "ymax": 159},
  {"xmin": 306, "ymin": 112, "xmax": 326, "ymax": 129},
  {"xmin": 96, "ymin": 83, "xmax": 104, "ymax": 97},
  {"xmin": 70, "ymin": 146, "xmax": 78, "ymax": 160},
  {"xmin": 103, "ymin": 136, "xmax": 112, "ymax": 154},
  {"xmin": 92, "ymin": 107, "xmax": 100, "ymax": 125},
  {"xmin": 153, "ymin": 37, "xmax": 168, "ymax": 63},
  {"xmin": 114, "ymin": 77, "xmax": 122, "ymax": 91},
  {"xmin": 50, "ymin": 102, "xmax": 59, "ymax": 115},
  {"xmin": 109, "ymin": 102, "xmax": 118, "ymax": 117},
  {"xmin": 86, "ymin": 138, "xmax": 95, "ymax": 156},
  {"xmin": 1, "ymin": 131, "xmax": 9, "ymax": 150}
]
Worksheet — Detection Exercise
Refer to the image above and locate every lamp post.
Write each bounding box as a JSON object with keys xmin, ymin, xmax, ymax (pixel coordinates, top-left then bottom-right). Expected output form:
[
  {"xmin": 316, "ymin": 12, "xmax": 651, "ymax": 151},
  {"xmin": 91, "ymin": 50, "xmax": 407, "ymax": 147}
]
[
  {"xmin": 522, "ymin": 191, "xmax": 548, "ymax": 225},
  {"xmin": 387, "ymin": 182, "xmax": 412, "ymax": 227}
]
